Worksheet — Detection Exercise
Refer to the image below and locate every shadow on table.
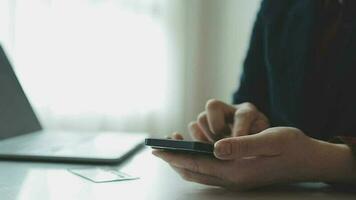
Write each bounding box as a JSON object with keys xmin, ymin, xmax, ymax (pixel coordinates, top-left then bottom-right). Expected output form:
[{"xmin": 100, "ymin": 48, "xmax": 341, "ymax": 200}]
[{"xmin": 186, "ymin": 183, "xmax": 356, "ymax": 200}]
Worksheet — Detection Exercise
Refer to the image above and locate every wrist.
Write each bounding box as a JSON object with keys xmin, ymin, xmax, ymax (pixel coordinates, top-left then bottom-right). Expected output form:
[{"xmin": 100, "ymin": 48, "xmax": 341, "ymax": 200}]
[{"xmin": 311, "ymin": 139, "xmax": 356, "ymax": 183}]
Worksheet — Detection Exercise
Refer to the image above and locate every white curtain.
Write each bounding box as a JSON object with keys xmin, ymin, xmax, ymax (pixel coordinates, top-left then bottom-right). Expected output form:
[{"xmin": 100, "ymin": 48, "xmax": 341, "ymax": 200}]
[
  {"xmin": 0, "ymin": 0, "xmax": 186, "ymax": 136},
  {"xmin": 0, "ymin": 0, "xmax": 260, "ymax": 137}
]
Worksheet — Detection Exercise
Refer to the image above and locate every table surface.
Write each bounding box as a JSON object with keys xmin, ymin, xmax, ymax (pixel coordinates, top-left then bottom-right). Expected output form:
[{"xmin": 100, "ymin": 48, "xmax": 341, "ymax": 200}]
[{"xmin": 0, "ymin": 148, "xmax": 355, "ymax": 200}]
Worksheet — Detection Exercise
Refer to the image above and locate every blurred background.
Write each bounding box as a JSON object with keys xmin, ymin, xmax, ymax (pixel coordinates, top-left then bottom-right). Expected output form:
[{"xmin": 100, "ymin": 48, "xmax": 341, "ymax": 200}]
[{"xmin": 0, "ymin": 0, "xmax": 260, "ymax": 138}]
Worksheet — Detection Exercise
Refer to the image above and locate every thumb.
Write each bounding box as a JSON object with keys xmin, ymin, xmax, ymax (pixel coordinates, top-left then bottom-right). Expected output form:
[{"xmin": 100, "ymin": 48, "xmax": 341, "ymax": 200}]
[{"xmin": 213, "ymin": 131, "xmax": 282, "ymax": 160}]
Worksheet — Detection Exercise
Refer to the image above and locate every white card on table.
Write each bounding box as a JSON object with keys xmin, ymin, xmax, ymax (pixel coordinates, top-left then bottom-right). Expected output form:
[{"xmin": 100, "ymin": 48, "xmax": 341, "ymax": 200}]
[{"xmin": 68, "ymin": 168, "xmax": 139, "ymax": 183}]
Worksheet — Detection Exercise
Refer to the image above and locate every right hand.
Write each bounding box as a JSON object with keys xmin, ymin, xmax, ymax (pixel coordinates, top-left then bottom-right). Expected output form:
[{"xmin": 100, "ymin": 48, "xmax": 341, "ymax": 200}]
[{"xmin": 188, "ymin": 99, "xmax": 270, "ymax": 143}]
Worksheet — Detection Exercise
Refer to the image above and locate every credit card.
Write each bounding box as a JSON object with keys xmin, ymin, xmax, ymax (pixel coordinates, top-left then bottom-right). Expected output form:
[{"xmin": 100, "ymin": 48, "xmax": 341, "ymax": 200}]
[{"xmin": 68, "ymin": 168, "xmax": 139, "ymax": 183}]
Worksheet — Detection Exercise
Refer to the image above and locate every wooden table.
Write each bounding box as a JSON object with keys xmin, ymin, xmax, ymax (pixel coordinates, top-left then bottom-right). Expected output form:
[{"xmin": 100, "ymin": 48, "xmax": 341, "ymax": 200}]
[{"xmin": 1, "ymin": 148, "xmax": 355, "ymax": 200}]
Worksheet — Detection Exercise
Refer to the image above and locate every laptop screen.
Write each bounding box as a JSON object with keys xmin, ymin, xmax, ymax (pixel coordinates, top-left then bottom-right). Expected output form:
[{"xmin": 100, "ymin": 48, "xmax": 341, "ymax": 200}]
[{"xmin": 0, "ymin": 45, "xmax": 42, "ymax": 140}]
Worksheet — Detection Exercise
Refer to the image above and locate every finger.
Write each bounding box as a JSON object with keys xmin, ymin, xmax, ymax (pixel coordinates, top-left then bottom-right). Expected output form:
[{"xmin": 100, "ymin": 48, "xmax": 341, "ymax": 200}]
[
  {"xmin": 205, "ymin": 99, "xmax": 235, "ymax": 136},
  {"xmin": 232, "ymin": 104, "xmax": 258, "ymax": 136},
  {"xmin": 170, "ymin": 165, "xmax": 227, "ymax": 187},
  {"xmin": 152, "ymin": 150, "xmax": 225, "ymax": 178},
  {"xmin": 214, "ymin": 131, "xmax": 282, "ymax": 160},
  {"xmin": 188, "ymin": 122, "xmax": 210, "ymax": 142},
  {"xmin": 250, "ymin": 115, "xmax": 269, "ymax": 134},
  {"xmin": 172, "ymin": 132, "xmax": 184, "ymax": 140},
  {"xmin": 197, "ymin": 112, "xmax": 219, "ymax": 142},
  {"xmin": 166, "ymin": 132, "xmax": 184, "ymax": 140}
]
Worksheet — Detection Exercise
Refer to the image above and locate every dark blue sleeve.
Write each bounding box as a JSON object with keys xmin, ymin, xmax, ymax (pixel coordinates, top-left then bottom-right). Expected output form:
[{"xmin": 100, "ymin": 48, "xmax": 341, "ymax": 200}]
[{"xmin": 233, "ymin": 1, "xmax": 270, "ymax": 115}]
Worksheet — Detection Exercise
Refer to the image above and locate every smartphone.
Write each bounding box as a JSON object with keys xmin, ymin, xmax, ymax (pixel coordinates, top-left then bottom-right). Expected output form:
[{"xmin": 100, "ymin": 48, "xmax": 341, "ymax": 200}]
[{"xmin": 145, "ymin": 138, "xmax": 214, "ymax": 155}]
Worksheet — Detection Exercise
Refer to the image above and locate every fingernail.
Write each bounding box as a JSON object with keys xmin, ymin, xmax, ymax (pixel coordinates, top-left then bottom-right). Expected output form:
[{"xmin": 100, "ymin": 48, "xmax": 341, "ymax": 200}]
[{"xmin": 214, "ymin": 141, "xmax": 232, "ymax": 156}]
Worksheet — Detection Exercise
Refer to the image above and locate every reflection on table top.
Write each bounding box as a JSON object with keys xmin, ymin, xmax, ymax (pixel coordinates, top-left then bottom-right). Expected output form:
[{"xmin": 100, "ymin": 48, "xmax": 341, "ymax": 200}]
[{"xmin": 0, "ymin": 148, "xmax": 355, "ymax": 200}]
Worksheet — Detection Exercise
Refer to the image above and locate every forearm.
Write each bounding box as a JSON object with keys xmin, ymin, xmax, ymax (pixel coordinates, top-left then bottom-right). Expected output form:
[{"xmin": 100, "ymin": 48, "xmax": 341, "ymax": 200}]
[{"xmin": 311, "ymin": 139, "xmax": 356, "ymax": 183}]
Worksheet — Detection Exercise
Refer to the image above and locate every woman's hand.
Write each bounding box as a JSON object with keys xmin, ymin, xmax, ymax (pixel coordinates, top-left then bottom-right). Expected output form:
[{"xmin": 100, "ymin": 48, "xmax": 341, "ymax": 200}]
[
  {"xmin": 153, "ymin": 127, "xmax": 356, "ymax": 190},
  {"xmin": 189, "ymin": 99, "xmax": 269, "ymax": 143}
]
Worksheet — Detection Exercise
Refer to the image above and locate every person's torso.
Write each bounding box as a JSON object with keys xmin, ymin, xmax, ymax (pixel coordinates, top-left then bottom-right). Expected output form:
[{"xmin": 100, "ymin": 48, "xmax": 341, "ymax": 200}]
[{"xmin": 261, "ymin": 0, "xmax": 356, "ymax": 139}]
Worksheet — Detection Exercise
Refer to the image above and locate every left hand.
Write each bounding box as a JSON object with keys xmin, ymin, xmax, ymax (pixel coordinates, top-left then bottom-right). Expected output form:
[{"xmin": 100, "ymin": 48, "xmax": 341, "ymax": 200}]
[{"xmin": 153, "ymin": 127, "xmax": 355, "ymax": 190}]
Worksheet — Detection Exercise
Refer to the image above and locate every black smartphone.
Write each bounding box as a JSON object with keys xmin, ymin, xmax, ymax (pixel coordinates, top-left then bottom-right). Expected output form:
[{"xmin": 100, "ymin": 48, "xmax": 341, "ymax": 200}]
[{"xmin": 145, "ymin": 138, "xmax": 214, "ymax": 155}]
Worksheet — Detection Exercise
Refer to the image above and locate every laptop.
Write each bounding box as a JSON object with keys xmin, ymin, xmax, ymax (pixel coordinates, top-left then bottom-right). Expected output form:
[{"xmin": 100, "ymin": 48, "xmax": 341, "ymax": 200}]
[{"xmin": 0, "ymin": 45, "xmax": 146, "ymax": 164}]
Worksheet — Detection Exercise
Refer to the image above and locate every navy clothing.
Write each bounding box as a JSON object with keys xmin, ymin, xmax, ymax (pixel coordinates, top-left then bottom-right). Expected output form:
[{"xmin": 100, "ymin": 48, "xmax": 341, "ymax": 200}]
[{"xmin": 233, "ymin": 0, "xmax": 356, "ymax": 140}]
